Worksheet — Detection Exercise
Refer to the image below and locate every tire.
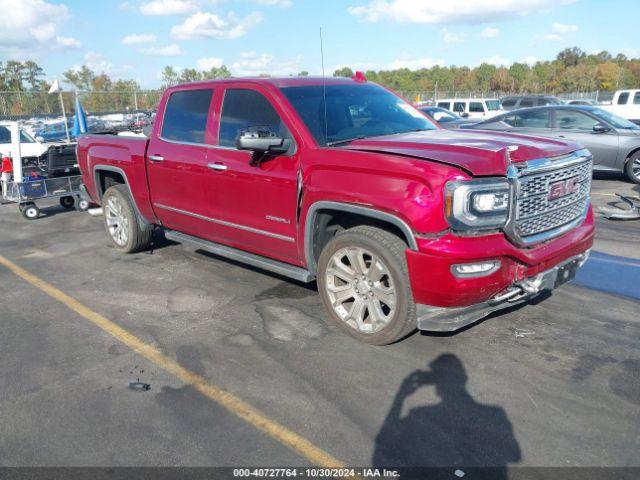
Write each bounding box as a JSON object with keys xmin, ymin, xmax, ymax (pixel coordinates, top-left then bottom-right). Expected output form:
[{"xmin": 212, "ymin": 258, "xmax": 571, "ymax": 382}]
[
  {"xmin": 625, "ymin": 154, "xmax": 640, "ymax": 184},
  {"xmin": 21, "ymin": 202, "xmax": 40, "ymax": 220},
  {"xmin": 76, "ymin": 198, "xmax": 90, "ymax": 212},
  {"xmin": 317, "ymin": 225, "xmax": 416, "ymax": 345},
  {"xmin": 102, "ymin": 185, "xmax": 152, "ymax": 253},
  {"xmin": 60, "ymin": 196, "xmax": 75, "ymax": 209}
]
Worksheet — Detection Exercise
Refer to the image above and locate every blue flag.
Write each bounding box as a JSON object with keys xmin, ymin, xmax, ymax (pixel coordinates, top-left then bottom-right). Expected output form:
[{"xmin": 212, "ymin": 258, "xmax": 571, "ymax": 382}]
[{"xmin": 72, "ymin": 97, "xmax": 88, "ymax": 137}]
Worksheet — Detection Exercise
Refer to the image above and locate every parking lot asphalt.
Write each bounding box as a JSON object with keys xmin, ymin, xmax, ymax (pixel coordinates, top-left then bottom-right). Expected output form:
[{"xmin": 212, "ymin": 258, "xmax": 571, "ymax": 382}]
[{"xmin": 0, "ymin": 177, "xmax": 639, "ymax": 472}]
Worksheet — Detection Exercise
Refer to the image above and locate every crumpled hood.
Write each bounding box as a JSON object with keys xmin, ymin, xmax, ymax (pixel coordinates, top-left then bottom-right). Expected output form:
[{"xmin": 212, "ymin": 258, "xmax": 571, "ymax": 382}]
[{"xmin": 343, "ymin": 129, "xmax": 582, "ymax": 176}]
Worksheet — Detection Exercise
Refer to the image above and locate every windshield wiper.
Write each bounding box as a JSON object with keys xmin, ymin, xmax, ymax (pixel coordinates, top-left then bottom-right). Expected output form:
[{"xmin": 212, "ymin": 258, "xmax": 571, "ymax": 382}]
[{"xmin": 326, "ymin": 136, "xmax": 365, "ymax": 147}]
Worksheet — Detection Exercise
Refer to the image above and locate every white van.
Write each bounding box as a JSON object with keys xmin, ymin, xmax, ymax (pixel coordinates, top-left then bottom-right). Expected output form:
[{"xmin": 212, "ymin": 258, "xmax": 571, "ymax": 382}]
[{"xmin": 436, "ymin": 98, "xmax": 503, "ymax": 119}]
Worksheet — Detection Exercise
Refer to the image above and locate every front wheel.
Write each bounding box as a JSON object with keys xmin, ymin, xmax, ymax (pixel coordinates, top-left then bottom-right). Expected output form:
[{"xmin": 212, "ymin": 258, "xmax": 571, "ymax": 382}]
[
  {"xmin": 625, "ymin": 154, "xmax": 640, "ymax": 184},
  {"xmin": 102, "ymin": 185, "xmax": 152, "ymax": 253},
  {"xmin": 21, "ymin": 202, "xmax": 40, "ymax": 220},
  {"xmin": 317, "ymin": 225, "xmax": 416, "ymax": 345}
]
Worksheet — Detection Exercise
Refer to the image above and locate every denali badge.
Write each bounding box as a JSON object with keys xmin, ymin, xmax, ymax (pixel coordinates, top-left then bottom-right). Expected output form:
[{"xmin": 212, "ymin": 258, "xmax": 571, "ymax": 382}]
[{"xmin": 548, "ymin": 177, "xmax": 580, "ymax": 200}]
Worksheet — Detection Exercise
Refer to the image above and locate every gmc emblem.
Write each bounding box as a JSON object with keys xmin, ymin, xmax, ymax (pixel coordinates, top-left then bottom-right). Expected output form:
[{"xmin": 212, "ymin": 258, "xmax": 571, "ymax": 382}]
[{"xmin": 548, "ymin": 177, "xmax": 580, "ymax": 200}]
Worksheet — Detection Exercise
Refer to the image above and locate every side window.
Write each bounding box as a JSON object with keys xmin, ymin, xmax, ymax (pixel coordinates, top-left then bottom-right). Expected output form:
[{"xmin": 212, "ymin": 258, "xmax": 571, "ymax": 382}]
[
  {"xmin": 519, "ymin": 99, "xmax": 534, "ymax": 108},
  {"xmin": 437, "ymin": 102, "xmax": 450, "ymax": 110},
  {"xmin": 219, "ymin": 89, "xmax": 290, "ymax": 148},
  {"xmin": 555, "ymin": 110, "xmax": 597, "ymax": 130},
  {"xmin": 515, "ymin": 110, "xmax": 549, "ymax": 128},
  {"xmin": 501, "ymin": 99, "xmax": 516, "ymax": 108},
  {"xmin": 469, "ymin": 102, "xmax": 484, "ymax": 113},
  {"xmin": 618, "ymin": 92, "xmax": 629, "ymax": 105},
  {"xmin": 453, "ymin": 102, "xmax": 466, "ymax": 113},
  {"xmin": 502, "ymin": 115, "xmax": 518, "ymax": 127},
  {"xmin": 634, "ymin": 92, "xmax": 640, "ymax": 105},
  {"xmin": 0, "ymin": 126, "xmax": 10, "ymax": 143},
  {"xmin": 161, "ymin": 89, "xmax": 213, "ymax": 143}
]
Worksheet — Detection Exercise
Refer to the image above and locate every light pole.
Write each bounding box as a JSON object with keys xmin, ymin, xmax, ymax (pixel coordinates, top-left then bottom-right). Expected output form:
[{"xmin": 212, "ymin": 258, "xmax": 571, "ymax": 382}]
[{"xmin": 49, "ymin": 80, "xmax": 71, "ymax": 144}]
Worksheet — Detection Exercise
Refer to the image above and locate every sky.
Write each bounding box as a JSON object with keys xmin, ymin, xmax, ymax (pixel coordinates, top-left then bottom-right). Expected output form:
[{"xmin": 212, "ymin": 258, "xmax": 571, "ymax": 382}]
[{"xmin": 0, "ymin": 0, "xmax": 639, "ymax": 88}]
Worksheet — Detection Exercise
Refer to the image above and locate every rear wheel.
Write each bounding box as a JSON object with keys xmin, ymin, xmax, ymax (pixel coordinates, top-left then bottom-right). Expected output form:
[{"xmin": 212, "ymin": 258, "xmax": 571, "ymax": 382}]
[
  {"xmin": 60, "ymin": 196, "xmax": 75, "ymax": 209},
  {"xmin": 317, "ymin": 225, "xmax": 416, "ymax": 345},
  {"xmin": 102, "ymin": 185, "xmax": 152, "ymax": 253},
  {"xmin": 625, "ymin": 153, "xmax": 640, "ymax": 184}
]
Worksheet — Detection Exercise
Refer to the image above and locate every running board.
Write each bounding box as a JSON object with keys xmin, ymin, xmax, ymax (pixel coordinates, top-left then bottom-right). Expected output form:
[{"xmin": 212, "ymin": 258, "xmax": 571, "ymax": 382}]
[{"xmin": 164, "ymin": 230, "xmax": 315, "ymax": 283}]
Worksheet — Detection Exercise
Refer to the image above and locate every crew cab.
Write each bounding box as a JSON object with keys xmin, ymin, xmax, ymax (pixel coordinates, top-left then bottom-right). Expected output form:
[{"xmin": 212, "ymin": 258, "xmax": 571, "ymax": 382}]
[{"xmin": 77, "ymin": 76, "xmax": 594, "ymax": 345}]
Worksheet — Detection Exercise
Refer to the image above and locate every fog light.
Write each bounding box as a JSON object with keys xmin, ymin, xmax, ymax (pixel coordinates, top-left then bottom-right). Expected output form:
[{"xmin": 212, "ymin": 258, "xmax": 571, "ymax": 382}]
[{"xmin": 451, "ymin": 260, "xmax": 501, "ymax": 278}]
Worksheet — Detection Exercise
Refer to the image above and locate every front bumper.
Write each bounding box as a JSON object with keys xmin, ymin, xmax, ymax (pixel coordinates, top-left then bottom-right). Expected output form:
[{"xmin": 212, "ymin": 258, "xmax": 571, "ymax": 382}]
[{"xmin": 416, "ymin": 251, "xmax": 589, "ymax": 331}]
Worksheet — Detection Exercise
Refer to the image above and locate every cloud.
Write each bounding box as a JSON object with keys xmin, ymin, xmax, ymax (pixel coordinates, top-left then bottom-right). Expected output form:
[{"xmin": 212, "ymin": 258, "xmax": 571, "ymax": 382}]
[
  {"xmin": 441, "ymin": 28, "xmax": 466, "ymax": 44},
  {"xmin": 171, "ymin": 11, "xmax": 262, "ymax": 40},
  {"xmin": 348, "ymin": 0, "xmax": 577, "ymax": 24},
  {"xmin": 480, "ymin": 27, "xmax": 499, "ymax": 38},
  {"xmin": 55, "ymin": 36, "xmax": 81, "ymax": 49},
  {"xmin": 140, "ymin": 0, "xmax": 196, "ymax": 16},
  {"xmin": 552, "ymin": 22, "xmax": 578, "ymax": 33},
  {"xmin": 480, "ymin": 54, "xmax": 510, "ymax": 66},
  {"xmin": 253, "ymin": 0, "xmax": 292, "ymax": 6},
  {"xmin": 0, "ymin": 0, "xmax": 81, "ymax": 52},
  {"xmin": 141, "ymin": 44, "xmax": 184, "ymax": 56},
  {"xmin": 230, "ymin": 51, "xmax": 302, "ymax": 76},
  {"xmin": 522, "ymin": 55, "xmax": 539, "ymax": 65},
  {"xmin": 196, "ymin": 57, "xmax": 224, "ymax": 70},
  {"xmin": 122, "ymin": 33, "xmax": 157, "ymax": 45},
  {"xmin": 388, "ymin": 57, "xmax": 445, "ymax": 70}
]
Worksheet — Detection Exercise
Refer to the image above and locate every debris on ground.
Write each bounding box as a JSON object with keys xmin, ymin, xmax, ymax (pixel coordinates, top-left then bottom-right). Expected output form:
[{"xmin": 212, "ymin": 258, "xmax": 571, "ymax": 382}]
[
  {"xmin": 129, "ymin": 381, "xmax": 151, "ymax": 392},
  {"xmin": 599, "ymin": 194, "xmax": 640, "ymax": 220}
]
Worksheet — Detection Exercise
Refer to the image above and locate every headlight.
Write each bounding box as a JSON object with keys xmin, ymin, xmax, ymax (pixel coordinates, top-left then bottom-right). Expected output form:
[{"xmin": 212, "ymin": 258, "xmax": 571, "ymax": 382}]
[{"xmin": 444, "ymin": 178, "xmax": 510, "ymax": 230}]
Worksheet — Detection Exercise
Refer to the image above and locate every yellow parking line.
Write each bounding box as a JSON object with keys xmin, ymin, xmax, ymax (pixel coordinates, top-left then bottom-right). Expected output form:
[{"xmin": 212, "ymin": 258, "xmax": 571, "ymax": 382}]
[{"xmin": 0, "ymin": 254, "xmax": 345, "ymax": 468}]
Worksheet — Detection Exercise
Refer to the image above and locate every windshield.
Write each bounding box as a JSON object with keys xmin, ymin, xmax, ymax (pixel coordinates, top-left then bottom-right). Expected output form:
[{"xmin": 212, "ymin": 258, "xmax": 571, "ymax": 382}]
[
  {"xmin": 281, "ymin": 83, "xmax": 436, "ymax": 146},
  {"xmin": 591, "ymin": 108, "xmax": 640, "ymax": 130},
  {"xmin": 485, "ymin": 100, "xmax": 501, "ymax": 111}
]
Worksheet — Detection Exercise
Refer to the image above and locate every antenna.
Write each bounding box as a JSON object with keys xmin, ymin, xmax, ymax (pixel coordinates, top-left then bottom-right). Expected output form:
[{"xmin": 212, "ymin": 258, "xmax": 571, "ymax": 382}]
[{"xmin": 320, "ymin": 26, "xmax": 328, "ymax": 143}]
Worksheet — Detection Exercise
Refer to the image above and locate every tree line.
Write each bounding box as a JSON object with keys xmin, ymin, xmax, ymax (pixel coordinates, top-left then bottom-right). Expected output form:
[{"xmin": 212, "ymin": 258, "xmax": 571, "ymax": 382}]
[
  {"xmin": 334, "ymin": 47, "xmax": 640, "ymax": 95},
  {"xmin": 1, "ymin": 47, "xmax": 639, "ymax": 116}
]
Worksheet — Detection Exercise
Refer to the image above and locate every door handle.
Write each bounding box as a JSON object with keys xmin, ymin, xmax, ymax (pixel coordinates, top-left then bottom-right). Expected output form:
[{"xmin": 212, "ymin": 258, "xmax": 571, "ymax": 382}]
[
  {"xmin": 208, "ymin": 163, "xmax": 228, "ymax": 171},
  {"xmin": 149, "ymin": 154, "xmax": 164, "ymax": 162}
]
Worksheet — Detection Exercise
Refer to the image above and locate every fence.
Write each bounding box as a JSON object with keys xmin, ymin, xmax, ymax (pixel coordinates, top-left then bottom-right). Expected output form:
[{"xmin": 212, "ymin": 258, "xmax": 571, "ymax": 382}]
[
  {"xmin": 0, "ymin": 88, "xmax": 618, "ymax": 118},
  {"xmin": 0, "ymin": 90, "xmax": 163, "ymax": 119},
  {"xmin": 399, "ymin": 90, "xmax": 615, "ymax": 104}
]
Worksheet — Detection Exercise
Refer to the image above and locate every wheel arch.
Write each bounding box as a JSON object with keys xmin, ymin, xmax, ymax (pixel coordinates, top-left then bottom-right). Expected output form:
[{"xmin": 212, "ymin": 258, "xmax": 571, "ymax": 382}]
[
  {"xmin": 304, "ymin": 201, "xmax": 417, "ymax": 276},
  {"xmin": 93, "ymin": 165, "xmax": 152, "ymax": 229}
]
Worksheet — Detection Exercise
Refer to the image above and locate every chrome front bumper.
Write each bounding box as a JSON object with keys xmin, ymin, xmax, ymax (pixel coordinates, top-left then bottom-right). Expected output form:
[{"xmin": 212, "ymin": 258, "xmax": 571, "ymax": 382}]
[{"xmin": 416, "ymin": 251, "xmax": 590, "ymax": 332}]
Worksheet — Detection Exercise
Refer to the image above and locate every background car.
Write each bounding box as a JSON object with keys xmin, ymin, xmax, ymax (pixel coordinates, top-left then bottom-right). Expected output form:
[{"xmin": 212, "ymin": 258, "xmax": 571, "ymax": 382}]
[
  {"xmin": 417, "ymin": 106, "xmax": 477, "ymax": 129},
  {"xmin": 567, "ymin": 99, "xmax": 599, "ymax": 106},
  {"xmin": 466, "ymin": 105, "xmax": 640, "ymax": 183},
  {"xmin": 501, "ymin": 95, "xmax": 563, "ymax": 110},
  {"xmin": 435, "ymin": 98, "xmax": 502, "ymax": 119}
]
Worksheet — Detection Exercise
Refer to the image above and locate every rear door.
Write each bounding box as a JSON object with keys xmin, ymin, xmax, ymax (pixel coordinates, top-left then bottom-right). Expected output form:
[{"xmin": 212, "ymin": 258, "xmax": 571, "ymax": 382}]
[
  {"xmin": 551, "ymin": 109, "xmax": 619, "ymax": 169},
  {"xmin": 146, "ymin": 87, "xmax": 220, "ymax": 239},
  {"xmin": 204, "ymin": 85, "xmax": 301, "ymax": 264}
]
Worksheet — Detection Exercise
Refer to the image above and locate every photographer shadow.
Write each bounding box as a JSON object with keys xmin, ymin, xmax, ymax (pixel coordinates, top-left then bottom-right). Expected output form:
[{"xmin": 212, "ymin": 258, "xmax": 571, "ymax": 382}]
[{"xmin": 373, "ymin": 354, "xmax": 521, "ymax": 479}]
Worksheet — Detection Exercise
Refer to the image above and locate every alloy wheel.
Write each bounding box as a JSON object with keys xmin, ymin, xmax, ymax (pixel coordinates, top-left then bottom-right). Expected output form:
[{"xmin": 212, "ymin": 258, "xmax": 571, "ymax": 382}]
[
  {"xmin": 105, "ymin": 196, "xmax": 129, "ymax": 247},
  {"xmin": 324, "ymin": 246, "xmax": 397, "ymax": 333}
]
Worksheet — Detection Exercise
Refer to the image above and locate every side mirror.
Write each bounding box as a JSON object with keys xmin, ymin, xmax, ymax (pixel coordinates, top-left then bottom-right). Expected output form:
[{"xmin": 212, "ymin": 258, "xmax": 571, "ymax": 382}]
[
  {"xmin": 237, "ymin": 130, "xmax": 291, "ymax": 155},
  {"xmin": 460, "ymin": 112, "xmax": 469, "ymax": 118},
  {"xmin": 592, "ymin": 123, "xmax": 610, "ymax": 133}
]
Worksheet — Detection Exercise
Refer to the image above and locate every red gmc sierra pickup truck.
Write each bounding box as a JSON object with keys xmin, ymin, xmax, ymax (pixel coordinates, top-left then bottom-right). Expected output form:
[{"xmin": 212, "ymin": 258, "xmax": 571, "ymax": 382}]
[{"xmin": 77, "ymin": 75, "xmax": 594, "ymax": 345}]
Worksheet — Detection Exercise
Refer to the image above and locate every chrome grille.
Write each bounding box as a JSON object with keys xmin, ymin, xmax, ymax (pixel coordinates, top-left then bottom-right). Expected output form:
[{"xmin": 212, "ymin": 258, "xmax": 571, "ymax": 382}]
[{"xmin": 508, "ymin": 152, "xmax": 592, "ymax": 244}]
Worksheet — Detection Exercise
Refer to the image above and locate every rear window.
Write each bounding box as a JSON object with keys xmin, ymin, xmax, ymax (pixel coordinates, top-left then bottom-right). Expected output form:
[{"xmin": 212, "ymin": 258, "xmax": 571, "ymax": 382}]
[
  {"xmin": 161, "ymin": 89, "xmax": 213, "ymax": 143},
  {"xmin": 485, "ymin": 100, "xmax": 501, "ymax": 111},
  {"xmin": 618, "ymin": 92, "xmax": 630, "ymax": 105},
  {"xmin": 437, "ymin": 101, "xmax": 451, "ymax": 109},
  {"xmin": 504, "ymin": 110, "xmax": 549, "ymax": 128}
]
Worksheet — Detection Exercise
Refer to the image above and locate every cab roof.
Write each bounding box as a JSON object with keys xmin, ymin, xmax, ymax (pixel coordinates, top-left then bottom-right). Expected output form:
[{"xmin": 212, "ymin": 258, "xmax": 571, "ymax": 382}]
[{"xmin": 168, "ymin": 76, "xmax": 365, "ymax": 90}]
